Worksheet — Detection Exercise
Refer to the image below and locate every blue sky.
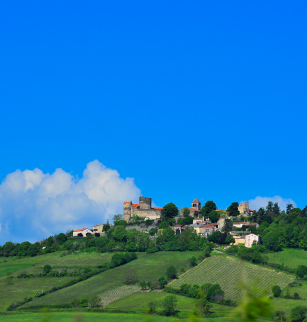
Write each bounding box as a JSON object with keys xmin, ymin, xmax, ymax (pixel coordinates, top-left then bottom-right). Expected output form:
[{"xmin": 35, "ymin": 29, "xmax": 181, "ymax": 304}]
[{"xmin": 0, "ymin": 1, "xmax": 306, "ymax": 243}]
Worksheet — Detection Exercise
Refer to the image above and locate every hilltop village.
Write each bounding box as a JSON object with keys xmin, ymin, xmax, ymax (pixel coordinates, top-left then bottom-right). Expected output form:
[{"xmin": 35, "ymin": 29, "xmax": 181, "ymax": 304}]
[{"xmin": 73, "ymin": 197, "xmax": 260, "ymax": 248}]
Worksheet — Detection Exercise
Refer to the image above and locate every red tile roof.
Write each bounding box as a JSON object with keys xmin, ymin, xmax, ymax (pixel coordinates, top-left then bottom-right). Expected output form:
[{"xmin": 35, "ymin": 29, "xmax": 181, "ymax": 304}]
[
  {"xmin": 152, "ymin": 207, "xmax": 163, "ymax": 210},
  {"xmin": 74, "ymin": 228, "xmax": 88, "ymax": 232},
  {"xmin": 190, "ymin": 208, "xmax": 200, "ymax": 212},
  {"xmin": 124, "ymin": 201, "xmax": 130, "ymax": 203},
  {"xmin": 203, "ymin": 224, "xmax": 218, "ymax": 228},
  {"xmin": 132, "ymin": 204, "xmax": 139, "ymax": 207},
  {"xmin": 174, "ymin": 225, "xmax": 182, "ymax": 227}
]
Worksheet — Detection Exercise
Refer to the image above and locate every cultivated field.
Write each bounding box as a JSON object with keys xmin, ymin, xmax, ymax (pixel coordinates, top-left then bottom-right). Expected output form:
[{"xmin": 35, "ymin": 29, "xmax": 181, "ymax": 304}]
[
  {"xmin": 170, "ymin": 255, "xmax": 294, "ymax": 301},
  {"xmin": 20, "ymin": 251, "xmax": 202, "ymax": 308}
]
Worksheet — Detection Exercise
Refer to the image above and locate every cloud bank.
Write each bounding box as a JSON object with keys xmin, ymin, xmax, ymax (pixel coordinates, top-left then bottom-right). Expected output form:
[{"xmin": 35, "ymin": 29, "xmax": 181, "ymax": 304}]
[
  {"xmin": 0, "ymin": 160, "xmax": 141, "ymax": 244},
  {"xmin": 247, "ymin": 196, "xmax": 296, "ymax": 211}
]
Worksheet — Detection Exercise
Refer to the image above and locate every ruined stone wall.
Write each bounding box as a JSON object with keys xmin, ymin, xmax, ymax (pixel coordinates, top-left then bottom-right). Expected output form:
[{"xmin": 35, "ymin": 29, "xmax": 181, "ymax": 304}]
[
  {"xmin": 238, "ymin": 202, "xmax": 249, "ymax": 215},
  {"xmin": 131, "ymin": 208, "xmax": 162, "ymax": 220}
]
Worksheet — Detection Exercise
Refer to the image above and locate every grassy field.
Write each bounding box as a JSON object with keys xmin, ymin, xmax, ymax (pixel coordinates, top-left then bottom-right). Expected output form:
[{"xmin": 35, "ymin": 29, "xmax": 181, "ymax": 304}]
[
  {"xmin": 21, "ymin": 251, "xmax": 203, "ymax": 308},
  {"xmin": 170, "ymin": 255, "xmax": 293, "ymax": 301},
  {"xmin": 0, "ymin": 312, "xmax": 182, "ymax": 322},
  {"xmin": 267, "ymin": 248, "xmax": 307, "ymax": 269},
  {"xmin": 106, "ymin": 290, "xmax": 232, "ymax": 318}
]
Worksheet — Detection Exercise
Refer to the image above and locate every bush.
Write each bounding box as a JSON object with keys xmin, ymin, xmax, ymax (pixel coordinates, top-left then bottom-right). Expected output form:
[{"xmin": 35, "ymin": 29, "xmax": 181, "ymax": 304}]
[
  {"xmin": 88, "ymin": 295, "xmax": 101, "ymax": 307},
  {"xmin": 158, "ymin": 276, "xmax": 167, "ymax": 289},
  {"xmin": 166, "ymin": 266, "xmax": 177, "ymax": 280},
  {"xmin": 162, "ymin": 295, "xmax": 178, "ymax": 316},
  {"xmin": 188, "ymin": 256, "xmax": 197, "ymax": 267},
  {"xmin": 43, "ymin": 264, "xmax": 52, "ymax": 275},
  {"xmin": 291, "ymin": 305, "xmax": 307, "ymax": 322},
  {"xmin": 272, "ymin": 285, "xmax": 282, "ymax": 297},
  {"xmin": 71, "ymin": 299, "xmax": 80, "ymax": 307},
  {"xmin": 139, "ymin": 280, "xmax": 147, "ymax": 290},
  {"xmin": 147, "ymin": 301, "xmax": 157, "ymax": 314},
  {"xmin": 80, "ymin": 298, "xmax": 88, "ymax": 307},
  {"xmin": 294, "ymin": 292, "xmax": 300, "ymax": 300}
]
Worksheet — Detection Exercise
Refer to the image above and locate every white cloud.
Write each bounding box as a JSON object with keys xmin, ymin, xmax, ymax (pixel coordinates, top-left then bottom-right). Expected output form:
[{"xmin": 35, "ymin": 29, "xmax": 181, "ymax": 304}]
[
  {"xmin": 0, "ymin": 160, "xmax": 141, "ymax": 244},
  {"xmin": 247, "ymin": 196, "xmax": 296, "ymax": 211}
]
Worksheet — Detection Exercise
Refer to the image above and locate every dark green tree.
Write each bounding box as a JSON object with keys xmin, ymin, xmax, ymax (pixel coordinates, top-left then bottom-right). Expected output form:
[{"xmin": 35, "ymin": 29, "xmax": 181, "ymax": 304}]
[
  {"xmin": 296, "ymin": 265, "xmax": 307, "ymax": 279},
  {"xmin": 208, "ymin": 231, "xmax": 221, "ymax": 243},
  {"xmin": 272, "ymin": 285, "xmax": 281, "ymax": 297},
  {"xmin": 188, "ymin": 256, "xmax": 197, "ymax": 267},
  {"xmin": 222, "ymin": 219, "xmax": 233, "ymax": 234},
  {"xmin": 286, "ymin": 204, "xmax": 293, "ymax": 214},
  {"xmin": 183, "ymin": 207, "xmax": 190, "ymax": 217},
  {"xmin": 291, "ymin": 305, "xmax": 307, "ymax": 322},
  {"xmin": 103, "ymin": 223, "xmax": 111, "ymax": 232},
  {"xmin": 147, "ymin": 301, "xmax": 157, "ymax": 314},
  {"xmin": 166, "ymin": 265, "xmax": 177, "ymax": 280},
  {"xmin": 158, "ymin": 276, "xmax": 167, "ymax": 289},
  {"xmin": 228, "ymin": 202, "xmax": 240, "ymax": 217},
  {"xmin": 208, "ymin": 210, "xmax": 220, "ymax": 223},
  {"xmin": 57, "ymin": 233, "xmax": 67, "ymax": 244},
  {"xmin": 163, "ymin": 203, "xmax": 179, "ymax": 219},
  {"xmin": 43, "ymin": 264, "xmax": 52, "ymax": 275},
  {"xmin": 273, "ymin": 203, "xmax": 281, "ymax": 216},
  {"xmin": 112, "ymin": 225, "xmax": 127, "ymax": 242},
  {"xmin": 201, "ymin": 201, "xmax": 217, "ymax": 217},
  {"xmin": 225, "ymin": 234, "xmax": 235, "ymax": 244},
  {"xmin": 266, "ymin": 201, "xmax": 273, "ymax": 212},
  {"xmin": 162, "ymin": 295, "xmax": 178, "ymax": 316}
]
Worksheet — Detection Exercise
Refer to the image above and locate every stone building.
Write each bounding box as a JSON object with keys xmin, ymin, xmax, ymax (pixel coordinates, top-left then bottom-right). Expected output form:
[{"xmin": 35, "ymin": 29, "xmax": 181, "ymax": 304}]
[
  {"xmin": 179, "ymin": 198, "xmax": 202, "ymax": 217},
  {"xmin": 238, "ymin": 202, "xmax": 249, "ymax": 215},
  {"xmin": 123, "ymin": 196, "xmax": 163, "ymax": 222}
]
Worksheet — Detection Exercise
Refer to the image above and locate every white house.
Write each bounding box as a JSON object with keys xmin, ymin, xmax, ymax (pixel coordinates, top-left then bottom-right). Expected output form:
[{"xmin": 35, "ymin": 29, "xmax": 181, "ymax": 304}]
[
  {"xmin": 245, "ymin": 233, "xmax": 259, "ymax": 248},
  {"xmin": 73, "ymin": 228, "xmax": 93, "ymax": 237}
]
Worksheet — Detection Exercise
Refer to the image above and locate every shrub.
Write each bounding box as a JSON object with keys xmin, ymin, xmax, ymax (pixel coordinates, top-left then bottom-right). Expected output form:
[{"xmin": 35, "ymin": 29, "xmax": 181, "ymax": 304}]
[
  {"xmin": 158, "ymin": 276, "xmax": 167, "ymax": 289},
  {"xmin": 291, "ymin": 305, "xmax": 307, "ymax": 322},
  {"xmin": 161, "ymin": 295, "xmax": 178, "ymax": 316},
  {"xmin": 43, "ymin": 264, "xmax": 52, "ymax": 275},
  {"xmin": 272, "ymin": 285, "xmax": 282, "ymax": 297},
  {"xmin": 296, "ymin": 265, "xmax": 307, "ymax": 279},
  {"xmin": 294, "ymin": 292, "xmax": 300, "ymax": 300},
  {"xmin": 139, "ymin": 280, "xmax": 147, "ymax": 290},
  {"xmin": 166, "ymin": 266, "xmax": 177, "ymax": 280},
  {"xmin": 188, "ymin": 256, "xmax": 197, "ymax": 268},
  {"xmin": 71, "ymin": 299, "xmax": 80, "ymax": 307},
  {"xmin": 147, "ymin": 301, "xmax": 157, "ymax": 314},
  {"xmin": 147, "ymin": 281, "xmax": 154, "ymax": 291},
  {"xmin": 80, "ymin": 298, "xmax": 88, "ymax": 307},
  {"xmin": 179, "ymin": 267, "xmax": 185, "ymax": 274},
  {"xmin": 88, "ymin": 295, "xmax": 101, "ymax": 307}
]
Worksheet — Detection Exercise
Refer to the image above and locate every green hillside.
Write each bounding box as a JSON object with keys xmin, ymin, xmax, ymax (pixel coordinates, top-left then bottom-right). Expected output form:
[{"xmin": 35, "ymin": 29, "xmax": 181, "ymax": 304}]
[
  {"xmin": 267, "ymin": 248, "xmax": 307, "ymax": 269},
  {"xmin": 170, "ymin": 255, "xmax": 293, "ymax": 301}
]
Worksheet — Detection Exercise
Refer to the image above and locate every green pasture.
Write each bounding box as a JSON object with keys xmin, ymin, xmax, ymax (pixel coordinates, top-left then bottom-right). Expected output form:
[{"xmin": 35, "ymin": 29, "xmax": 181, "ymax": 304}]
[
  {"xmin": 21, "ymin": 251, "xmax": 202, "ymax": 308},
  {"xmin": 267, "ymin": 248, "xmax": 307, "ymax": 269},
  {"xmin": 107, "ymin": 291, "xmax": 232, "ymax": 318},
  {"xmin": 0, "ymin": 276, "xmax": 75, "ymax": 312},
  {"xmin": 171, "ymin": 255, "xmax": 293, "ymax": 301}
]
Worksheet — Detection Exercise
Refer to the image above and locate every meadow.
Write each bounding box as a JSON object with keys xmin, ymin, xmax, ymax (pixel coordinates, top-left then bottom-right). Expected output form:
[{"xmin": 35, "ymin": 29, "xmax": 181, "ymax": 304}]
[
  {"xmin": 170, "ymin": 255, "xmax": 293, "ymax": 301},
  {"xmin": 20, "ymin": 251, "xmax": 202, "ymax": 309},
  {"xmin": 267, "ymin": 248, "xmax": 307, "ymax": 269}
]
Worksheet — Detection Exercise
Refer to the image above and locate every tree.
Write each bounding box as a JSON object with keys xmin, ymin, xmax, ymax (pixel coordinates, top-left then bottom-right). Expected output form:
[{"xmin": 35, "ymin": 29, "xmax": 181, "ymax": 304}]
[
  {"xmin": 222, "ymin": 219, "xmax": 233, "ymax": 234},
  {"xmin": 123, "ymin": 269, "xmax": 138, "ymax": 285},
  {"xmin": 158, "ymin": 276, "xmax": 167, "ymax": 289},
  {"xmin": 273, "ymin": 203, "xmax": 281, "ymax": 216},
  {"xmin": 88, "ymin": 295, "xmax": 101, "ymax": 307},
  {"xmin": 113, "ymin": 214, "xmax": 123, "ymax": 222},
  {"xmin": 201, "ymin": 201, "xmax": 217, "ymax": 217},
  {"xmin": 149, "ymin": 228, "xmax": 157, "ymax": 236},
  {"xmin": 275, "ymin": 311, "xmax": 286, "ymax": 322},
  {"xmin": 228, "ymin": 202, "xmax": 240, "ymax": 217},
  {"xmin": 80, "ymin": 298, "xmax": 88, "ymax": 307},
  {"xmin": 188, "ymin": 256, "xmax": 197, "ymax": 267},
  {"xmin": 112, "ymin": 225, "xmax": 127, "ymax": 242},
  {"xmin": 272, "ymin": 285, "xmax": 281, "ymax": 297},
  {"xmin": 162, "ymin": 295, "xmax": 178, "ymax": 316},
  {"xmin": 225, "ymin": 234, "xmax": 235, "ymax": 244},
  {"xmin": 166, "ymin": 265, "xmax": 177, "ymax": 280},
  {"xmin": 163, "ymin": 203, "xmax": 178, "ymax": 219},
  {"xmin": 43, "ymin": 264, "xmax": 52, "ymax": 275},
  {"xmin": 208, "ymin": 231, "xmax": 221, "ymax": 243},
  {"xmin": 183, "ymin": 207, "xmax": 190, "ymax": 217},
  {"xmin": 294, "ymin": 292, "xmax": 300, "ymax": 300},
  {"xmin": 147, "ymin": 301, "xmax": 157, "ymax": 314},
  {"xmin": 286, "ymin": 204, "xmax": 293, "ymax": 215},
  {"xmin": 159, "ymin": 221, "xmax": 169, "ymax": 229},
  {"xmin": 266, "ymin": 201, "xmax": 273, "ymax": 212},
  {"xmin": 208, "ymin": 210, "xmax": 220, "ymax": 223},
  {"xmin": 139, "ymin": 280, "xmax": 147, "ymax": 290},
  {"xmin": 57, "ymin": 233, "xmax": 67, "ymax": 245},
  {"xmin": 291, "ymin": 305, "xmax": 307, "ymax": 322},
  {"xmin": 296, "ymin": 265, "xmax": 307, "ymax": 279},
  {"xmin": 103, "ymin": 223, "xmax": 110, "ymax": 232}
]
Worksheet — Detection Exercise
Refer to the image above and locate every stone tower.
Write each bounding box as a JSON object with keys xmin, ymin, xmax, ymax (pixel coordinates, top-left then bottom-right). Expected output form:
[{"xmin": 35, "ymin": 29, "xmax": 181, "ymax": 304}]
[
  {"xmin": 139, "ymin": 196, "xmax": 152, "ymax": 209},
  {"xmin": 123, "ymin": 201, "xmax": 132, "ymax": 222},
  {"xmin": 191, "ymin": 198, "xmax": 201, "ymax": 210}
]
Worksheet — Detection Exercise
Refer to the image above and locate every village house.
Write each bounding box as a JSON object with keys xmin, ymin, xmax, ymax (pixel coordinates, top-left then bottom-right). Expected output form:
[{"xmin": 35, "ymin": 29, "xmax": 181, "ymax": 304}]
[
  {"xmin": 93, "ymin": 224, "xmax": 104, "ymax": 233},
  {"xmin": 73, "ymin": 228, "xmax": 93, "ymax": 237},
  {"xmin": 123, "ymin": 197, "xmax": 163, "ymax": 222},
  {"xmin": 179, "ymin": 198, "xmax": 202, "ymax": 218},
  {"xmin": 231, "ymin": 233, "xmax": 260, "ymax": 248}
]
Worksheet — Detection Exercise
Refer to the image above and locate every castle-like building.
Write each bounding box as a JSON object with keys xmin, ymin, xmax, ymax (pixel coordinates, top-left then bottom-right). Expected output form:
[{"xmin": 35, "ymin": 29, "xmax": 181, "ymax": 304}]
[
  {"xmin": 123, "ymin": 197, "xmax": 163, "ymax": 222},
  {"xmin": 179, "ymin": 198, "xmax": 202, "ymax": 217}
]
